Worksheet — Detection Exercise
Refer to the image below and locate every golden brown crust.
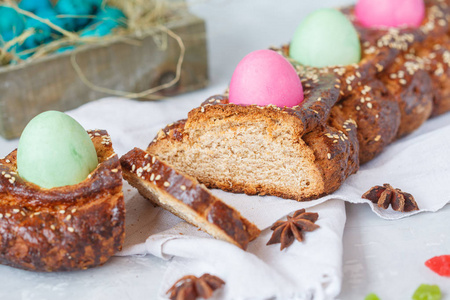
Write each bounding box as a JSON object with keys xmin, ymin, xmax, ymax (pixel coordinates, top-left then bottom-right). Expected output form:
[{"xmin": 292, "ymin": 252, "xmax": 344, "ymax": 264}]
[
  {"xmin": 337, "ymin": 80, "xmax": 401, "ymax": 163},
  {"xmin": 0, "ymin": 130, "xmax": 125, "ymax": 272},
  {"xmin": 380, "ymin": 56, "xmax": 433, "ymax": 138},
  {"xmin": 120, "ymin": 148, "xmax": 260, "ymax": 250},
  {"xmin": 303, "ymin": 107, "xmax": 359, "ymax": 195},
  {"xmin": 415, "ymin": 37, "xmax": 450, "ymax": 117}
]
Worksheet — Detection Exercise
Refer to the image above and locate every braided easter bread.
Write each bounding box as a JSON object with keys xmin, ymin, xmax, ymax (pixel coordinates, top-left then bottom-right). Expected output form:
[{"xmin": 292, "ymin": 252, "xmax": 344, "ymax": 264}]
[{"xmin": 0, "ymin": 130, "xmax": 125, "ymax": 271}]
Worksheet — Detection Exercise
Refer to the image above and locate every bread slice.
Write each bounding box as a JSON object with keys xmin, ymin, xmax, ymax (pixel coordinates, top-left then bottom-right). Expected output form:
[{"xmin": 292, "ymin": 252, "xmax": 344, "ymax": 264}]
[
  {"xmin": 146, "ymin": 69, "xmax": 359, "ymax": 202},
  {"xmin": 0, "ymin": 130, "xmax": 125, "ymax": 272},
  {"xmin": 120, "ymin": 148, "xmax": 261, "ymax": 250}
]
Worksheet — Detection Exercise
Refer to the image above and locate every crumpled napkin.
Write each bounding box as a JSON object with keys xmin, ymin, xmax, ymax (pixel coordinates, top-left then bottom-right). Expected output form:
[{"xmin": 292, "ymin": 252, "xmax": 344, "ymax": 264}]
[{"xmin": 68, "ymin": 97, "xmax": 450, "ymax": 300}]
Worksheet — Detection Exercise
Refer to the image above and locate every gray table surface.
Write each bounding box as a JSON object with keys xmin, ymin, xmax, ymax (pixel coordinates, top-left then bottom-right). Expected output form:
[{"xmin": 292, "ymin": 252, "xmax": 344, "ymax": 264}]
[{"xmin": 1, "ymin": 0, "xmax": 449, "ymax": 299}]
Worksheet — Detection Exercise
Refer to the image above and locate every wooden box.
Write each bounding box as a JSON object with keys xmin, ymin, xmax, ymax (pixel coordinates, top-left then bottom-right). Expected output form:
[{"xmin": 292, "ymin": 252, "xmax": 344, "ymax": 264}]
[{"xmin": 0, "ymin": 12, "xmax": 208, "ymax": 139}]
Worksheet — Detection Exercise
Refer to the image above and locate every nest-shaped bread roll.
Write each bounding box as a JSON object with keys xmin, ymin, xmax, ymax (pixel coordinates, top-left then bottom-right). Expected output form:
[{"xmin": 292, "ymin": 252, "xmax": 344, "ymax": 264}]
[{"xmin": 0, "ymin": 130, "xmax": 125, "ymax": 272}]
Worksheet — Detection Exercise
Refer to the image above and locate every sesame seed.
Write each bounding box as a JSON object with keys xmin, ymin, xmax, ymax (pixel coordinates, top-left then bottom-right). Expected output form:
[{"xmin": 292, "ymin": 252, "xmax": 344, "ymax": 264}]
[
  {"xmin": 374, "ymin": 135, "xmax": 381, "ymax": 142},
  {"xmin": 144, "ymin": 154, "xmax": 149, "ymax": 159},
  {"xmin": 68, "ymin": 227, "xmax": 75, "ymax": 233},
  {"xmin": 0, "ymin": 213, "xmax": 3, "ymax": 219},
  {"xmin": 5, "ymin": 213, "xmax": 11, "ymax": 218},
  {"xmin": 50, "ymin": 225, "xmax": 56, "ymax": 230},
  {"xmin": 376, "ymin": 64, "xmax": 384, "ymax": 72},
  {"xmin": 71, "ymin": 209, "xmax": 77, "ymax": 213},
  {"xmin": 327, "ymin": 153, "xmax": 331, "ymax": 160},
  {"xmin": 334, "ymin": 85, "xmax": 340, "ymax": 89},
  {"xmin": 20, "ymin": 211, "xmax": 26, "ymax": 216},
  {"xmin": 9, "ymin": 178, "xmax": 15, "ymax": 184},
  {"xmin": 333, "ymin": 140, "xmax": 338, "ymax": 143},
  {"xmin": 131, "ymin": 165, "xmax": 136, "ymax": 172},
  {"xmin": 399, "ymin": 79, "xmax": 407, "ymax": 85},
  {"xmin": 150, "ymin": 174, "xmax": 155, "ymax": 181},
  {"xmin": 111, "ymin": 169, "xmax": 118, "ymax": 173},
  {"xmin": 201, "ymin": 107, "xmax": 205, "ymax": 113},
  {"xmin": 356, "ymin": 106, "xmax": 361, "ymax": 111},
  {"xmin": 12, "ymin": 209, "xmax": 19, "ymax": 214},
  {"xmin": 317, "ymin": 97, "xmax": 322, "ymax": 102},
  {"xmin": 367, "ymin": 103, "xmax": 373, "ymax": 109},
  {"xmin": 180, "ymin": 185, "xmax": 186, "ymax": 191},
  {"xmin": 59, "ymin": 210, "xmax": 65, "ymax": 214},
  {"xmin": 152, "ymin": 157, "xmax": 156, "ymax": 164},
  {"xmin": 155, "ymin": 175, "xmax": 161, "ymax": 181},
  {"xmin": 5, "ymin": 159, "xmax": 10, "ymax": 163},
  {"xmin": 164, "ymin": 181, "xmax": 170, "ymax": 187},
  {"xmin": 34, "ymin": 212, "xmax": 41, "ymax": 215}
]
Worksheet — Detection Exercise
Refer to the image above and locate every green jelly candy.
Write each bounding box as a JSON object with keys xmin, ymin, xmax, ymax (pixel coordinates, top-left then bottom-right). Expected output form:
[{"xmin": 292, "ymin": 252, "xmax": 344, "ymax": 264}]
[
  {"xmin": 365, "ymin": 293, "xmax": 381, "ymax": 300},
  {"xmin": 289, "ymin": 8, "xmax": 361, "ymax": 68},
  {"xmin": 17, "ymin": 111, "xmax": 98, "ymax": 188},
  {"xmin": 412, "ymin": 284, "xmax": 442, "ymax": 300}
]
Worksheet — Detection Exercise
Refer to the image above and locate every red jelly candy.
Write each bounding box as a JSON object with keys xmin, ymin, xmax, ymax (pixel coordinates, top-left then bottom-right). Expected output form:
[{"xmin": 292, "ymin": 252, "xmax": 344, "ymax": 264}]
[{"xmin": 425, "ymin": 255, "xmax": 450, "ymax": 277}]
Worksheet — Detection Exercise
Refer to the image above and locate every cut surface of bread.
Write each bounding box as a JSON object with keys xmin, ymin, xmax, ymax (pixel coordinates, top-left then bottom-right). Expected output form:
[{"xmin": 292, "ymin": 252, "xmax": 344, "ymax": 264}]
[
  {"xmin": 120, "ymin": 148, "xmax": 261, "ymax": 250},
  {"xmin": 0, "ymin": 130, "xmax": 125, "ymax": 272},
  {"xmin": 147, "ymin": 93, "xmax": 359, "ymax": 201}
]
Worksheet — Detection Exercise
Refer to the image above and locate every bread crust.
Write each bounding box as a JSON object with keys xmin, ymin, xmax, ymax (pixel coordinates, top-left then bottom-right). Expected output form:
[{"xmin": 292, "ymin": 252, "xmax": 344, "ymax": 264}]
[
  {"xmin": 0, "ymin": 130, "xmax": 125, "ymax": 272},
  {"xmin": 120, "ymin": 148, "xmax": 260, "ymax": 250}
]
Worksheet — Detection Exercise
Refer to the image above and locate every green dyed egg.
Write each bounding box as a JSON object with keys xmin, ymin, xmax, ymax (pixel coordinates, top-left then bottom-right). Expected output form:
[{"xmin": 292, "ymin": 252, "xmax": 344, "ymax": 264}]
[
  {"xmin": 289, "ymin": 8, "xmax": 361, "ymax": 68},
  {"xmin": 17, "ymin": 111, "xmax": 98, "ymax": 188}
]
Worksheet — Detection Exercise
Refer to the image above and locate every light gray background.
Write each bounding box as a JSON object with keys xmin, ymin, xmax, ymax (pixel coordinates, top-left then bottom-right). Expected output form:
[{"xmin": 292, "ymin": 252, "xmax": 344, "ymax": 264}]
[{"xmin": 1, "ymin": 0, "xmax": 449, "ymax": 299}]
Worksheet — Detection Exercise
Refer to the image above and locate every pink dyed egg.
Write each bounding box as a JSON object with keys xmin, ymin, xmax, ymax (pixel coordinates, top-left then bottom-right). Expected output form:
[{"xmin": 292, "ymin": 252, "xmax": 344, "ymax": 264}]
[
  {"xmin": 355, "ymin": 0, "xmax": 425, "ymax": 28},
  {"xmin": 229, "ymin": 49, "xmax": 304, "ymax": 107}
]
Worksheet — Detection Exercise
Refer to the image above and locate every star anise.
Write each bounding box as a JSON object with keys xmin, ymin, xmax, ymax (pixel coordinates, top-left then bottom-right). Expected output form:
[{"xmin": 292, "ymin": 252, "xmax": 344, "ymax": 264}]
[
  {"xmin": 267, "ymin": 209, "xmax": 320, "ymax": 251},
  {"xmin": 362, "ymin": 183, "xmax": 419, "ymax": 212},
  {"xmin": 167, "ymin": 273, "xmax": 225, "ymax": 300}
]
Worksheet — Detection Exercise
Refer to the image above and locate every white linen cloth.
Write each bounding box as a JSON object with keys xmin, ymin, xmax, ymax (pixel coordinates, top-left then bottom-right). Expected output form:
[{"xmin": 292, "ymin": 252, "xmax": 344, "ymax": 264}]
[{"xmin": 65, "ymin": 96, "xmax": 450, "ymax": 300}]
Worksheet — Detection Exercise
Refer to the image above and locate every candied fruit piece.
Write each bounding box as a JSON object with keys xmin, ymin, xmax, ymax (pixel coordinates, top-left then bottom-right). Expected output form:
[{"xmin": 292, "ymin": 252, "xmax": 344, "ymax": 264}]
[
  {"xmin": 365, "ymin": 293, "xmax": 380, "ymax": 300},
  {"xmin": 412, "ymin": 284, "xmax": 441, "ymax": 300},
  {"xmin": 425, "ymin": 255, "xmax": 450, "ymax": 277}
]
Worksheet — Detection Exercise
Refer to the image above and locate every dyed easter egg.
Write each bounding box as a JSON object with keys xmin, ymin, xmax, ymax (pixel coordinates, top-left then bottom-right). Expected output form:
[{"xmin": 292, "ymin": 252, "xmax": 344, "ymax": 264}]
[
  {"xmin": 81, "ymin": 6, "xmax": 126, "ymax": 37},
  {"xmin": 96, "ymin": 6, "xmax": 126, "ymax": 28},
  {"xmin": 55, "ymin": 0, "xmax": 96, "ymax": 31},
  {"xmin": 17, "ymin": 111, "xmax": 98, "ymax": 189},
  {"xmin": 289, "ymin": 8, "xmax": 361, "ymax": 68},
  {"xmin": 229, "ymin": 49, "xmax": 303, "ymax": 107},
  {"xmin": 80, "ymin": 23, "xmax": 113, "ymax": 37},
  {"xmin": 55, "ymin": 45, "xmax": 75, "ymax": 53},
  {"xmin": 19, "ymin": 0, "xmax": 52, "ymax": 13},
  {"xmin": 23, "ymin": 8, "xmax": 62, "ymax": 49},
  {"xmin": 0, "ymin": 6, "xmax": 26, "ymax": 42},
  {"xmin": 355, "ymin": 0, "xmax": 425, "ymax": 28}
]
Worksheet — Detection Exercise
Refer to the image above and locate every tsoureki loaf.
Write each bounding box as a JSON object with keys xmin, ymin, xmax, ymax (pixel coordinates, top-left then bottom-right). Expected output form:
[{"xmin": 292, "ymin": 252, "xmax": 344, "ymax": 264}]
[{"xmin": 0, "ymin": 130, "xmax": 125, "ymax": 272}]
